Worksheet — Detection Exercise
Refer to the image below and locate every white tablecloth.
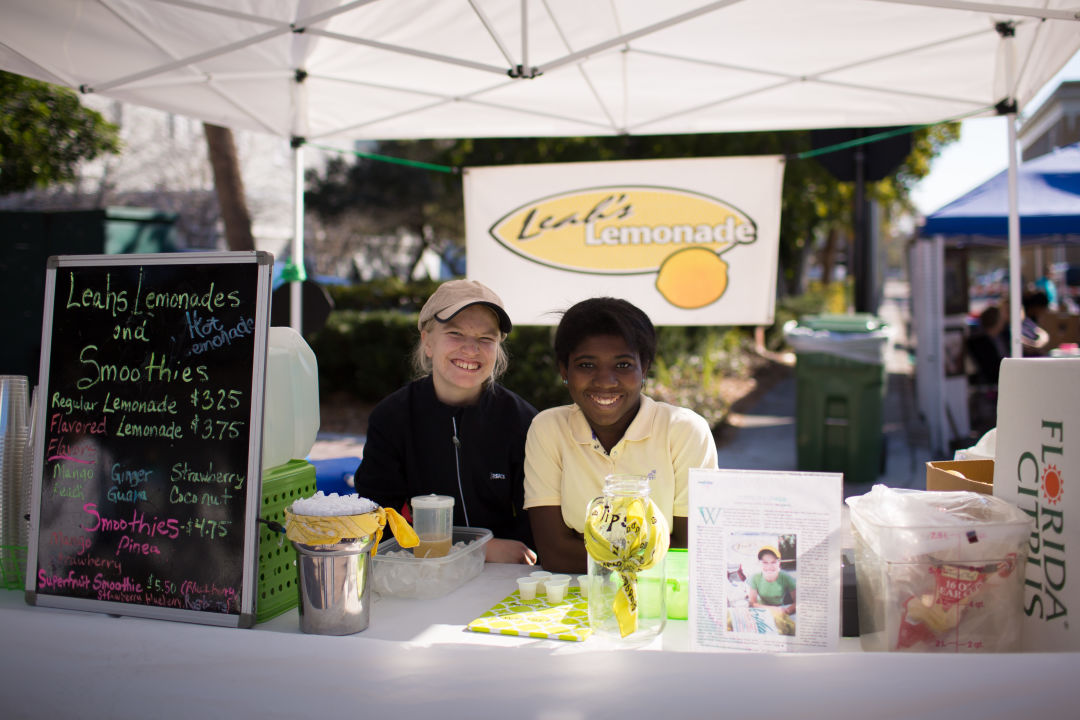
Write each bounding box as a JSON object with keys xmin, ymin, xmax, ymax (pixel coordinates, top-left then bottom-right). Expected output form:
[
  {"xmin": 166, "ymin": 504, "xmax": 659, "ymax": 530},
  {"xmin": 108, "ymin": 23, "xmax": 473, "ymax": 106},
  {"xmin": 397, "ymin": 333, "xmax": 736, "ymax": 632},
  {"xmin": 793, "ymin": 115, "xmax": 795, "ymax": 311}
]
[{"xmin": 0, "ymin": 563, "xmax": 1076, "ymax": 719}]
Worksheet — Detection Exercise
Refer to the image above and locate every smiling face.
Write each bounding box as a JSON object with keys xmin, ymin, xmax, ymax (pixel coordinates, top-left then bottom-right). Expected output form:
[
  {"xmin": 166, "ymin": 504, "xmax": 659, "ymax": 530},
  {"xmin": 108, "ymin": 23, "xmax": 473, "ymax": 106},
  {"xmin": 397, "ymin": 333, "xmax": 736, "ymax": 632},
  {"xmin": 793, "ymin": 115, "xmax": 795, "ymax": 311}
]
[
  {"xmin": 759, "ymin": 552, "xmax": 780, "ymax": 582},
  {"xmin": 561, "ymin": 334, "xmax": 648, "ymax": 452},
  {"xmin": 422, "ymin": 304, "xmax": 501, "ymax": 405}
]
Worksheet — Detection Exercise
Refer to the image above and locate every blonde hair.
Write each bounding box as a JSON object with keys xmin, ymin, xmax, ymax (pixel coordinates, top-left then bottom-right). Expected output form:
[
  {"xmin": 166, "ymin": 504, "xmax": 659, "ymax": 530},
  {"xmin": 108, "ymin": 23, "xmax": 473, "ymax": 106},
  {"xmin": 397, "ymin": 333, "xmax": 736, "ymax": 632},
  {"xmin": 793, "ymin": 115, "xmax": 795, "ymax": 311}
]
[{"xmin": 412, "ymin": 317, "xmax": 510, "ymax": 386}]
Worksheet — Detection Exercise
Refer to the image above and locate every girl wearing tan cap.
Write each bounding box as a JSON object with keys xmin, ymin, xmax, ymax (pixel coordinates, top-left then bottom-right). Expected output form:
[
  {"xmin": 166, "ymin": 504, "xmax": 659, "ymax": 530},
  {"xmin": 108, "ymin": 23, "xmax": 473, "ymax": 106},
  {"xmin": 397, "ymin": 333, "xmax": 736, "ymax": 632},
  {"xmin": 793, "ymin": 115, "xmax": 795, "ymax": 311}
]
[{"xmin": 353, "ymin": 280, "xmax": 538, "ymax": 564}]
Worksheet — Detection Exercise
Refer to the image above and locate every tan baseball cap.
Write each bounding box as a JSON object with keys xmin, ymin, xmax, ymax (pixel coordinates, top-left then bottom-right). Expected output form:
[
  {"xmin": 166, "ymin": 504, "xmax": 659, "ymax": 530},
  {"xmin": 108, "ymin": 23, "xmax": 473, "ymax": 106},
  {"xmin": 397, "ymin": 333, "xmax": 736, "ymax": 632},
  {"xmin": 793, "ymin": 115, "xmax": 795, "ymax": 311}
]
[{"xmin": 417, "ymin": 279, "xmax": 512, "ymax": 333}]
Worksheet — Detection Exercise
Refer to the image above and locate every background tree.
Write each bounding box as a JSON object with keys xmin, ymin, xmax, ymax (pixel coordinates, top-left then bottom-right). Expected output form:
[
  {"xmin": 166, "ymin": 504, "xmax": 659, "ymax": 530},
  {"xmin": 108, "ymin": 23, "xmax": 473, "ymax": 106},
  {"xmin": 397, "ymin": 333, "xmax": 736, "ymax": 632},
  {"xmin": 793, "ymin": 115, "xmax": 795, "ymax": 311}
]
[
  {"xmin": 204, "ymin": 123, "xmax": 255, "ymax": 252},
  {"xmin": 0, "ymin": 71, "xmax": 120, "ymax": 194},
  {"xmin": 305, "ymin": 140, "xmax": 460, "ymax": 280}
]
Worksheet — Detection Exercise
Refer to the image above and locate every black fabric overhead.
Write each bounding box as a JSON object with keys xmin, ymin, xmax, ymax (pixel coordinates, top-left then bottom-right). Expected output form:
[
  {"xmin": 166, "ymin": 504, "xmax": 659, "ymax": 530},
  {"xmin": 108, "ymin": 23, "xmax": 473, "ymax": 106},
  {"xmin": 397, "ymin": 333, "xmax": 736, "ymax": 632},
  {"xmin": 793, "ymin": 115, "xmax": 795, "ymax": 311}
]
[{"xmin": 810, "ymin": 127, "xmax": 913, "ymax": 182}]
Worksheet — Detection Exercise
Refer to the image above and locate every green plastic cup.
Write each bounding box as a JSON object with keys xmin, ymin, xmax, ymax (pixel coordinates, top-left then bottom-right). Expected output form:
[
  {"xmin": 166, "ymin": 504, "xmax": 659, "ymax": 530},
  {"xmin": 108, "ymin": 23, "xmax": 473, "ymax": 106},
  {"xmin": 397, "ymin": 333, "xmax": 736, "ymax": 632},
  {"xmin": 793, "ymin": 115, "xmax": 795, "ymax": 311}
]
[{"xmin": 665, "ymin": 548, "xmax": 690, "ymax": 620}]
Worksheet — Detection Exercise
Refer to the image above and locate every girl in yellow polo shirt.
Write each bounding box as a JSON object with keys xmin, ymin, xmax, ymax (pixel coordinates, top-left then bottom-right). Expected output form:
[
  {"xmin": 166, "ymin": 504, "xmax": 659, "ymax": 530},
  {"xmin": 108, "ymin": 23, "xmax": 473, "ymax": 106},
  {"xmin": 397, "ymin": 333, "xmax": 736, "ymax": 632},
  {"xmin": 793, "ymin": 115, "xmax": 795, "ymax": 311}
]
[{"xmin": 523, "ymin": 297, "xmax": 718, "ymax": 573}]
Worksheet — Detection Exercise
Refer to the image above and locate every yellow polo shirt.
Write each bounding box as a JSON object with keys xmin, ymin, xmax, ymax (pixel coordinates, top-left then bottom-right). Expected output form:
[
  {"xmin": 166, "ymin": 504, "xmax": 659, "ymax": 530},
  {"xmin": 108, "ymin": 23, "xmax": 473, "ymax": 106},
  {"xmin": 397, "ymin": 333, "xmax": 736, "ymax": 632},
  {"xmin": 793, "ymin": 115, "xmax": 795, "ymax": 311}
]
[{"xmin": 523, "ymin": 395, "xmax": 718, "ymax": 533}]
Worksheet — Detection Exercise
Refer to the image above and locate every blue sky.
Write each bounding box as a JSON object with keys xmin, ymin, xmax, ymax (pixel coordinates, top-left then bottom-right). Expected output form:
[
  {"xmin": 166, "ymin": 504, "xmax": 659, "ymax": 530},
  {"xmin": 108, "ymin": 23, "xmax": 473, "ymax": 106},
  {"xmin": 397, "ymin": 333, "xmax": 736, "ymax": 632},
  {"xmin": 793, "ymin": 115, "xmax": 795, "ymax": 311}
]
[{"xmin": 910, "ymin": 51, "xmax": 1080, "ymax": 217}]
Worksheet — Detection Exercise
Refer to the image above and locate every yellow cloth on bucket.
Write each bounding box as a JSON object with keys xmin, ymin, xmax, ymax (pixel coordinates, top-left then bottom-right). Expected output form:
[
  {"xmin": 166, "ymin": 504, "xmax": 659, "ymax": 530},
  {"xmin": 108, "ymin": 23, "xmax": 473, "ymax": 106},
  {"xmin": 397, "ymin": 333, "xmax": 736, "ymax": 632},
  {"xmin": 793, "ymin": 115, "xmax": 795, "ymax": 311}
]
[
  {"xmin": 284, "ymin": 506, "xmax": 418, "ymax": 555},
  {"xmin": 584, "ymin": 494, "xmax": 669, "ymax": 637}
]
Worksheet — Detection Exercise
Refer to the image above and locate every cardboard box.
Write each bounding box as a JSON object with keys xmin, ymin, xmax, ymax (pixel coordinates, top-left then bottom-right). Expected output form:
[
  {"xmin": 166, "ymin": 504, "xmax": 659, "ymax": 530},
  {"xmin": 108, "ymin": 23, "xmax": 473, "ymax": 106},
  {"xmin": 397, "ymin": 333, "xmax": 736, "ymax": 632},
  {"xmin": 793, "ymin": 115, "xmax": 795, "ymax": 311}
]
[
  {"xmin": 926, "ymin": 459, "xmax": 994, "ymax": 494},
  {"xmin": 994, "ymin": 357, "xmax": 1079, "ymax": 652},
  {"xmin": 1042, "ymin": 311, "xmax": 1080, "ymax": 348}
]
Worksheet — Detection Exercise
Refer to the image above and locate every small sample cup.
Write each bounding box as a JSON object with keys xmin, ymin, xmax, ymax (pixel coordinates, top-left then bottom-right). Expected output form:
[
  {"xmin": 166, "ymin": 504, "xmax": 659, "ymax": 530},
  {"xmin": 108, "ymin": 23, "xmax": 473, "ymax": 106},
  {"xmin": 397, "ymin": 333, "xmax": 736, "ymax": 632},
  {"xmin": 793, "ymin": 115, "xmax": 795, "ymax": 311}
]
[
  {"xmin": 411, "ymin": 494, "xmax": 454, "ymax": 558},
  {"xmin": 546, "ymin": 576, "xmax": 570, "ymax": 603},
  {"xmin": 576, "ymin": 575, "xmax": 590, "ymax": 599},
  {"xmin": 529, "ymin": 570, "xmax": 552, "ymax": 593},
  {"xmin": 516, "ymin": 577, "xmax": 540, "ymax": 601}
]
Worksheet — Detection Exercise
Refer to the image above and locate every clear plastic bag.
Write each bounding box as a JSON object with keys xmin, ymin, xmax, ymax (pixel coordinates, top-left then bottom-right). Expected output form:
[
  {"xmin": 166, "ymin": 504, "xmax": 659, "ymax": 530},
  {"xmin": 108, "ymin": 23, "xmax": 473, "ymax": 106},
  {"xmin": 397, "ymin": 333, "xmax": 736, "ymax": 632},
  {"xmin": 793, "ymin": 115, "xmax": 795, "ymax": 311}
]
[{"xmin": 846, "ymin": 485, "xmax": 1033, "ymax": 652}]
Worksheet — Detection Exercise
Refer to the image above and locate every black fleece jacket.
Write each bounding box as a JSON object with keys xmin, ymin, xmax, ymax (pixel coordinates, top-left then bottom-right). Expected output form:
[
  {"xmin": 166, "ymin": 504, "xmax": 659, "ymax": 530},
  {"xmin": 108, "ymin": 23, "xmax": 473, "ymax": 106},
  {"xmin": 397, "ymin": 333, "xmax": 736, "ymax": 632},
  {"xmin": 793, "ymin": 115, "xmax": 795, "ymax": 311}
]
[{"xmin": 353, "ymin": 375, "xmax": 537, "ymax": 548}]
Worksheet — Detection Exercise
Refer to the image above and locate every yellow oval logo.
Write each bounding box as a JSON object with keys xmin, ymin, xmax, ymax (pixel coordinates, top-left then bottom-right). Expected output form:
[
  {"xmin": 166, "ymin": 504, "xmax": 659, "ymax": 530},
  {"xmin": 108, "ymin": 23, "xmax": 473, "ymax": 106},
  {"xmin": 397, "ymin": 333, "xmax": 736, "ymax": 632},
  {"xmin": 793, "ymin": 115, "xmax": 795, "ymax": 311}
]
[{"xmin": 488, "ymin": 186, "xmax": 757, "ymax": 275}]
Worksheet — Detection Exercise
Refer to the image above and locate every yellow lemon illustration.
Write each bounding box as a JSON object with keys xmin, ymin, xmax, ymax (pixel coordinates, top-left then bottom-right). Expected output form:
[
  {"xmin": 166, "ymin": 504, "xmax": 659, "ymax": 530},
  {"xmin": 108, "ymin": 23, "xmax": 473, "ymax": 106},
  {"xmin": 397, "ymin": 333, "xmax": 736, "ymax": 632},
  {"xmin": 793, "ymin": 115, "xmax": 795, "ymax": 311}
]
[{"xmin": 655, "ymin": 247, "xmax": 728, "ymax": 309}]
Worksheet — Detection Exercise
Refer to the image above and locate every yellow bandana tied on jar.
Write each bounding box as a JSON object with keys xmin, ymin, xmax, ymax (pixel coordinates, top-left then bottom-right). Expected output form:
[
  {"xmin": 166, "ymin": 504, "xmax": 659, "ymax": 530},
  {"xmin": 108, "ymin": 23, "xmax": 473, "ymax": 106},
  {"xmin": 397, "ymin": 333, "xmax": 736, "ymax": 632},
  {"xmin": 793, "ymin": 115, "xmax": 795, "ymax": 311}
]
[
  {"xmin": 584, "ymin": 494, "xmax": 669, "ymax": 637},
  {"xmin": 284, "ymin": 506, "xmax": 418, "ymax": 554}
]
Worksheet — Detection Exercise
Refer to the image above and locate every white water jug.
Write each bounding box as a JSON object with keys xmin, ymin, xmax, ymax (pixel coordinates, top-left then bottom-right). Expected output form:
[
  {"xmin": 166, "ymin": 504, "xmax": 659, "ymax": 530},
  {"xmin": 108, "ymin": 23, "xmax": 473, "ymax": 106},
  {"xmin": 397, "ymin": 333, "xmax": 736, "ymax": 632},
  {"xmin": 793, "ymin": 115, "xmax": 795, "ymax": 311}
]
[{"xmin": 262, "ymin": 327, "xmax": 320, "ymax": 470}]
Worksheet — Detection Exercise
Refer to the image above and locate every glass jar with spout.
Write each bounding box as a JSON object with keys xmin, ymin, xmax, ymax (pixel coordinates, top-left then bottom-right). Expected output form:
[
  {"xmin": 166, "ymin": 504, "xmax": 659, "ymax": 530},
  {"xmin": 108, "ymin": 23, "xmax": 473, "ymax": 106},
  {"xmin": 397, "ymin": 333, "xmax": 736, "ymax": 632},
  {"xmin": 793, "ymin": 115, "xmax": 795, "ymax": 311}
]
[{"xmin": 584, "ymin": 474, "xmax": 668, "ymax": 644}]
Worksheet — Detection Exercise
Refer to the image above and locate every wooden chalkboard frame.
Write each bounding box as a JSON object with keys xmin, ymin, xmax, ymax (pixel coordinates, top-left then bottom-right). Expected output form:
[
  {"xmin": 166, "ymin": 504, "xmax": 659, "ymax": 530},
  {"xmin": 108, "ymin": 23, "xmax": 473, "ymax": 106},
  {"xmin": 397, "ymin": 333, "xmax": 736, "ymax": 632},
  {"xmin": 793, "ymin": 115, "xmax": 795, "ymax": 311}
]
[{"xmin": 25, "ymin": 251, "xmax": 273, "ymax": 628}]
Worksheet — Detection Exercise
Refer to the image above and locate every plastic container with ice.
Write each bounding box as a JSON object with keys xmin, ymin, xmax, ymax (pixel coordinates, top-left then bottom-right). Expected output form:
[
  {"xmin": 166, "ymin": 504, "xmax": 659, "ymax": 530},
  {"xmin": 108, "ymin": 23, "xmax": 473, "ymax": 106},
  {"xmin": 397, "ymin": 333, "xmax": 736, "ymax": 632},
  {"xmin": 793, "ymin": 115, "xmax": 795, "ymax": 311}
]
[
  {"xmin": 372, "ymin": 527, "xmax": 491, "ymax": 599},
  {"xmin": 845, "ymin": 485, "xmax": 1032, "ymax": 652}
]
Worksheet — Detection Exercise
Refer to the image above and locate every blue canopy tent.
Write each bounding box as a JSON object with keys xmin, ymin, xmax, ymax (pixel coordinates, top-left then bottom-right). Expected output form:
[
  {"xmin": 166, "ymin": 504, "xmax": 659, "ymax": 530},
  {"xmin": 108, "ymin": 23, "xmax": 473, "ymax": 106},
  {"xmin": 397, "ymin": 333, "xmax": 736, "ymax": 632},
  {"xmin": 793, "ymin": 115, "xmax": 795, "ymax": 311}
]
[
  {"xmin": 923, "ymin": 143, "xmax": 1080, "ymax": 244},
  {"xmin": 913, "ymin": 142, "xmax": 1080, "ymax": 455}
]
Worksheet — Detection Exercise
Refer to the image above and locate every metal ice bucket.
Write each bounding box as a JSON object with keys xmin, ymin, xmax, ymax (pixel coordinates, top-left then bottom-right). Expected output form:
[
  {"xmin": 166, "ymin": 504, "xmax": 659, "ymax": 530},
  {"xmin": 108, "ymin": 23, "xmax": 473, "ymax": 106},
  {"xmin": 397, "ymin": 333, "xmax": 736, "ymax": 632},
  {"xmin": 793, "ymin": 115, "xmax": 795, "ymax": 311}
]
[{"xmin": 292, "ymin": 535, "xmax": 375, "ymax": 635}]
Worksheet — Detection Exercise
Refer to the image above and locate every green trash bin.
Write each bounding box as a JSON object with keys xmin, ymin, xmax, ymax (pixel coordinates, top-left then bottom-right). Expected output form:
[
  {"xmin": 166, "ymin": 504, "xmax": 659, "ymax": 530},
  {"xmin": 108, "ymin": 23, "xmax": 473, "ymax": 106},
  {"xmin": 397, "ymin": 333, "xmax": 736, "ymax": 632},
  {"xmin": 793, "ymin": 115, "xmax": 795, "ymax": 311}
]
[{"xmin": 785, "ymin": 314, "xmax": 890, "ymax": 485}]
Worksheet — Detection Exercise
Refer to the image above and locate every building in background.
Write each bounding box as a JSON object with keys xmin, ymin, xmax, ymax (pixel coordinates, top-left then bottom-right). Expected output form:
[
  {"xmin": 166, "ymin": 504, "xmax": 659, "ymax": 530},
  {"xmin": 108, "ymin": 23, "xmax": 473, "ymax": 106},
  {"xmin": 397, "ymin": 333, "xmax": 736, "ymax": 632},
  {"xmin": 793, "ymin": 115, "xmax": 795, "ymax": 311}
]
[{"xmin": 1021, "ymin": 80, "xmax": 1080, "ymax": 161}]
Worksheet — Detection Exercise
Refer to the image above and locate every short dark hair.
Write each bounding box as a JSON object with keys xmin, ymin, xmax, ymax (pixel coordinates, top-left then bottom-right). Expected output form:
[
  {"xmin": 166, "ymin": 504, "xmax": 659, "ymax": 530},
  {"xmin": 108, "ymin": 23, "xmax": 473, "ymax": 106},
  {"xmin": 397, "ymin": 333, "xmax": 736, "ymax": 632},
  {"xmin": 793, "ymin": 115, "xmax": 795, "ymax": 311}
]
[
  {"xmin": 978, "ymin": 305, "xmax": 1001, "ymax": 331},
  {"xmin": 1022, "ymin": 291, "xmax": 1049, "ymax": 314},
  {"xmin": 553, "ymin": 297, "xmax": 657, "ymax": 371}
]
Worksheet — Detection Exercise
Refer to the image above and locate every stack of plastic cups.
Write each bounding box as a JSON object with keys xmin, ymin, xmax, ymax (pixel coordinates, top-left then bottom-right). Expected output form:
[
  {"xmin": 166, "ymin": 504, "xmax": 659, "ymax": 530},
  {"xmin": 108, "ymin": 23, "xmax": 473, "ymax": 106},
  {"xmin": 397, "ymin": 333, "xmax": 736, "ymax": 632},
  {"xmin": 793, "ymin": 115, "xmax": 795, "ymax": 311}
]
[{"xmin": 0, "ymin": 376, "xmax": 30, "ymax": 587}]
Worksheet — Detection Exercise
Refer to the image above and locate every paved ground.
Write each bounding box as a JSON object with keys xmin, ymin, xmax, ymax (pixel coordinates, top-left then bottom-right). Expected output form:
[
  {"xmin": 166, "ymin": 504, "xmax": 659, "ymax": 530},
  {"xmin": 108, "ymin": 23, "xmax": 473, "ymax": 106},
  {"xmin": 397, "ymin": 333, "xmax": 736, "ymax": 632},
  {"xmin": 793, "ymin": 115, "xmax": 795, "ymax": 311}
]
[
  {"xmin": 308, "ymin": 279, "xmax": 937, "ymax": 497},
  {"xmin": 718, "ymin": 279, "xmax": 935, "ymax": 498}
]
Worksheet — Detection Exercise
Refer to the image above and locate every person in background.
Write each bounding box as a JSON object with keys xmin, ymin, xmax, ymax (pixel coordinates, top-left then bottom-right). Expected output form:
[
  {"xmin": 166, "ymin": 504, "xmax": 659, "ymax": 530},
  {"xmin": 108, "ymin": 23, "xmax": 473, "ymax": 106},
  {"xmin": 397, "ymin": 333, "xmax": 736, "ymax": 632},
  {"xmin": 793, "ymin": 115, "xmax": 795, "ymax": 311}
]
[
  {"xmin": 523, "ymin": 297, "xmax": 719, "ymax": 573},
  {"xmin": 353, "ymin": 280, "xmax": 538, "ymax": 564},
  {"xmin": 967, "ymin": 303, "xmax": 1008, "ymax": 385},
  {"xmin": 1021, "ymin": 290, "xmax": 1051, "ymax": 355},
  {"xmin": 747, "ymin": 545, "xmax": 796, "ymax": 616}
]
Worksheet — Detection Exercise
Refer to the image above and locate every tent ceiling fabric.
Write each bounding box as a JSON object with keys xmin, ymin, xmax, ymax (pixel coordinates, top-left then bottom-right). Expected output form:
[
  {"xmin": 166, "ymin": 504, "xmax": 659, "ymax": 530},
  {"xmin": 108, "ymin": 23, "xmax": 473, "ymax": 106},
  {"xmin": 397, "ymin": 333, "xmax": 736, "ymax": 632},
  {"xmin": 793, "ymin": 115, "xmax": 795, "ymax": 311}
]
[{"xmin": 2, "ymin": 0, "xmax": 1079, "ymax": 144}]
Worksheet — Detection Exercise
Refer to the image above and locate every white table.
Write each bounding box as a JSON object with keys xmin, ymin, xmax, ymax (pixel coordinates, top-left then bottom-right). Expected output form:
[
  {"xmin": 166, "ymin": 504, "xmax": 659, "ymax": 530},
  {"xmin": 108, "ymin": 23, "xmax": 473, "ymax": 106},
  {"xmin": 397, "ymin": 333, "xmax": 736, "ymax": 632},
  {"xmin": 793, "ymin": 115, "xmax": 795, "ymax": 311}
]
[{"xmin": 0, "ymin": 564, "xmax": 1076, "ymax": 719}]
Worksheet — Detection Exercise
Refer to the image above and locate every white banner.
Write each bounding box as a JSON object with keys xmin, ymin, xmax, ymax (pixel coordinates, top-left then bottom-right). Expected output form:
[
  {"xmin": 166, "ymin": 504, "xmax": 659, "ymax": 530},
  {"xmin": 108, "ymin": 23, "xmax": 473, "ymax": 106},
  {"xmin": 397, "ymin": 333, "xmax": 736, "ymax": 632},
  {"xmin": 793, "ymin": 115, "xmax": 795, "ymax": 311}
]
[{"xmin": 464, "ymin": 155, "xmax": 785, "ymax": 326}]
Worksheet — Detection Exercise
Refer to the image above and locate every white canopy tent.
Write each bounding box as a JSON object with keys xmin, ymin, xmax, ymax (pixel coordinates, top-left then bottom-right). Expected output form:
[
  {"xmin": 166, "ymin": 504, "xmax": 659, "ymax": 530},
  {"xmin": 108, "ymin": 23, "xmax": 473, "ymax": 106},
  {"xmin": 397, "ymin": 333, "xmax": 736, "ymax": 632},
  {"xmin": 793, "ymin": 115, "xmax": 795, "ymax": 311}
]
[{"xmin": 2, "ymin": 0, "xmax": 1079, "ymax": 332}]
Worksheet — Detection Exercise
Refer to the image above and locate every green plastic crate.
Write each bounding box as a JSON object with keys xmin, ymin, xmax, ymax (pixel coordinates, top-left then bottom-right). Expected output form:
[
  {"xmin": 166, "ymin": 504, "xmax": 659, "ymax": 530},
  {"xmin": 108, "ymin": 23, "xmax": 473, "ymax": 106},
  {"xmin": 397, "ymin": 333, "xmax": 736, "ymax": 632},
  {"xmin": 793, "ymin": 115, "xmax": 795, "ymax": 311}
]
[
  {"xmin": 1, "ymin": 545, "xmax": 27, "ymax": 590},
  {"xmin": 257, "ymin": 459, "xmax": 316, "ymax": 623}
]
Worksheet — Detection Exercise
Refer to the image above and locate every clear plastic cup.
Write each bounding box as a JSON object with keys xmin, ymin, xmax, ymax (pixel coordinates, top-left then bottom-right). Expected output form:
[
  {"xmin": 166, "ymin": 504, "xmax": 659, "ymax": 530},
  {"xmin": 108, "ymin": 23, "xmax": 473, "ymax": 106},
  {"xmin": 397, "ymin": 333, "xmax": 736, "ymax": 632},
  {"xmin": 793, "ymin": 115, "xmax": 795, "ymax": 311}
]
[
  {"xmin": 529, "ymin": 570, "xmax": 552, "ymax": 593},
  {"xmin": 516, "ymin": 577, "xmax": 540, "ymax": 601},
  {"xmin": 546, "ymin": 577, "xmax": 570, "ymax": 603},
  {"xmin": 577, "ymin": 574, "xmax": 590, "ymax": 599},
  {"xmin": 410, "ymin": 494, "xmax": 454, "ymax": 558}
]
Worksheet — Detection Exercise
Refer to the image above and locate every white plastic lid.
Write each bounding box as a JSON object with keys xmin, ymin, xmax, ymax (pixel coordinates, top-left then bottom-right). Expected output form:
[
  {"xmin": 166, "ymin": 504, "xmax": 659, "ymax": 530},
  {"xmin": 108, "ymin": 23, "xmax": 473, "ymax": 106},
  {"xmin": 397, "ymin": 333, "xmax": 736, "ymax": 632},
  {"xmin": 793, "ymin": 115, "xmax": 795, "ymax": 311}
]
[{"xmin": 411, "ymin": 494, "xmax": 454, "ymax": 509}]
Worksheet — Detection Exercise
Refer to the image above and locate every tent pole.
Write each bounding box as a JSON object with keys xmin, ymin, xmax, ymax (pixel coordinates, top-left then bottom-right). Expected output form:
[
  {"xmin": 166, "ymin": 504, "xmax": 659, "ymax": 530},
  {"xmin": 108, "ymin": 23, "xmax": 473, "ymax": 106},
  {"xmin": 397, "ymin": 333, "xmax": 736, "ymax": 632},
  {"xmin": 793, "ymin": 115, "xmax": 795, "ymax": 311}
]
[
  {"xmin": 1001, "ymin": 24, "xmax": 1022, "ymax": 359},
  {"xmin": 291, "ymin": 141, "xmax": 304, "ymax": 334},
  {"xmin": 1007, "ymin": 115, "xmax": 1021, "ymax": 358}
]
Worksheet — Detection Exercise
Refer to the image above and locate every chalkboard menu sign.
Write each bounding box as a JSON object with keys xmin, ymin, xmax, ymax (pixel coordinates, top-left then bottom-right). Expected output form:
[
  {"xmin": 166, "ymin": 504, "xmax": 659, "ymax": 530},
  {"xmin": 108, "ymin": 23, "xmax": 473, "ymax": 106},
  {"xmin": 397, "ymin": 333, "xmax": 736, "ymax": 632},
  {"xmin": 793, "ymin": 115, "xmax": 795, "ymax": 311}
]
[{"xmin": 26, "ymin": 252, "xmax": 272, "ymax": 628}]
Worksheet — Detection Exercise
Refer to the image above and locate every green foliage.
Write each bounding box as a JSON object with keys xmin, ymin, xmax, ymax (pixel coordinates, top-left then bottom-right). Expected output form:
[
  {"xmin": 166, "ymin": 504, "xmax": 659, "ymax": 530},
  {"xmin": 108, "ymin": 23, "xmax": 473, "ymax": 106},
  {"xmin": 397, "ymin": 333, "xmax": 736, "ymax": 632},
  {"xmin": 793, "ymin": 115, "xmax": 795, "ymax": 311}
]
[
  {"xmin": 307, "ymin": 307, "xmax": 567, "ymax": 410},
  {"xmin": 308, "ymin": 310, "xmax": 419, "ymax": 401},
  {"xmin": 501, "ymin": 325, "xmax": 565, "ymax": 411},
  {"xmin": 305, "ymin": 140, "xmax": 461, "ymax": 238},
  {"xmin": 326, "ymin": 277, "xmax": 440, "ymax": 312},
  {"xmin": 308, "ymin": 304, "xmax": 759, "ymax": 426},
  {"xmin": 306, "ymin": 128, "xmax": 956, "ymax": 300},
  {"xmin": 760, "ymin": 281, "xmax": 855, "ymax": 352},
  {"xmin": 649, "ymin": 327, "xmax": 754, "ymax": 427},
  {"xmin": 877, "ymin": 123, "xmax": 962, "ymax": 215},
  {"xmin": 0, "ymin": 71, "xmax": 120, "ymax": 193},
  {"xmin": 306, "ymin": 123, "xmax": 960, "ymax": 297}
]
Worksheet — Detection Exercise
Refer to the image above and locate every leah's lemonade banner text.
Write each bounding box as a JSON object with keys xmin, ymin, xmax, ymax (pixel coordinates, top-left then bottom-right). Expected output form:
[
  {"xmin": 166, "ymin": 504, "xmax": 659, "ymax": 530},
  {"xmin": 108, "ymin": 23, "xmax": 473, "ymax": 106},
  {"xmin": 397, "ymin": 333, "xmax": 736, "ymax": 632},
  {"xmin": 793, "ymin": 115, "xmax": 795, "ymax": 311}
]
[{"xmin": 464, "ymin": 155, "xmax": 784, "ymax": 326}]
